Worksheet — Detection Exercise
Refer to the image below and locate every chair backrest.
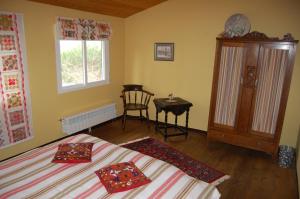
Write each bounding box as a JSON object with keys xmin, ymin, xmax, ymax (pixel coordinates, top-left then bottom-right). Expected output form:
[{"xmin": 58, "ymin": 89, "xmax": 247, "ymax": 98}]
[
  {"xmin": 121, "ymin": 84, "xmax": 154, "ymax": 107},
  {"xmin": 123, "ymin": 84, "xmax": 143, "ymax": 91}
]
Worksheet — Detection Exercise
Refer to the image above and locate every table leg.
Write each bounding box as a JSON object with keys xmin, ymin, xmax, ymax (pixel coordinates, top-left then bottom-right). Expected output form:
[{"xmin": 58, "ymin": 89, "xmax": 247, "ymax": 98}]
[
  {"xmin": 175, "ymin": 115, "xmax": 178, "ymax": 130},
  {"xmin": 185, "ymin": 109, "xmax": 189, "ymax": 139},
  {"xmin": 164, "ymin": 111, "xmax": 168, "ymax": 141}
]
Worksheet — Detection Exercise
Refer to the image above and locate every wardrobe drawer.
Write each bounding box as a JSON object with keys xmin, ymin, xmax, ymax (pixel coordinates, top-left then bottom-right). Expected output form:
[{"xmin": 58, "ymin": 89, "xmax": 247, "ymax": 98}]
[
  {"xmin": 208, "ymin": 130, "xmax": 275, "ymax": 155},
  {"xmin": 207, "ymin": 130, "xmax": 233, "ymax": 143}
]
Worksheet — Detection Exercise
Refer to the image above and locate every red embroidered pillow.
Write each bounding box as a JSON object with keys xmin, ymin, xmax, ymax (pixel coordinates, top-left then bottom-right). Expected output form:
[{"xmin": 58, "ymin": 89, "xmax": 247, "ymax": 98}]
[
  {"xmin": 52, "ymin": 143, "xmax": 94, "ymax": 163},
  {"xmin": 95, "ymin": 161, "xmax": 151, "ymax": 193}
]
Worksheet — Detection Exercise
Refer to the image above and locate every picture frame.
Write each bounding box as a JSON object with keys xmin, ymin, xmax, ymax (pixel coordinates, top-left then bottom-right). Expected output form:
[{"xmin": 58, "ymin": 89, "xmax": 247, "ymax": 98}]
[{"xmin": 154, "ymin": 43, "xmax": 174, "ymax": 61}]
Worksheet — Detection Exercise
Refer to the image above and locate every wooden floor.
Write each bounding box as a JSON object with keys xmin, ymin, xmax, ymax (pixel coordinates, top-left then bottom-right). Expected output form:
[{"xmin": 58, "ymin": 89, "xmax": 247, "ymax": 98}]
[{"xmin": 89, "ymin": 118, "xmax": 298, "ymax": 199}]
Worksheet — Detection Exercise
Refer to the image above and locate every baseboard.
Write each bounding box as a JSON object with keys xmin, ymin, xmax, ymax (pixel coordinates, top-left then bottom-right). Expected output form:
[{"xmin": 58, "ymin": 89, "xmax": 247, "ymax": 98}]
[
  {"xmin": 0, "ymin": 116, "xmax": 122, "ymax": 162},
  {"xmin": 119, "ymin": 114, "xmax": 207, "ymax": 135},
  {"xmin": 1, "ymin": 116, "xmax": 206, "ymax": 162}
]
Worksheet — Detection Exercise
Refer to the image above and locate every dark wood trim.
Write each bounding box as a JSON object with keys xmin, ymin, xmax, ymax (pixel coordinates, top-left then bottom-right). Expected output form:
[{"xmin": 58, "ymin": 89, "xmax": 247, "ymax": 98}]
[
  {"xmin": 219, "ymin": 31, "xmax": 299, "ymax": 43},
  {"xmin": 272, "ymin": 43, "xmax": 298, "ymax": 155},
  {"xmin": 207, "ymin": 39, "xmax": 222, "ymax": 131}
]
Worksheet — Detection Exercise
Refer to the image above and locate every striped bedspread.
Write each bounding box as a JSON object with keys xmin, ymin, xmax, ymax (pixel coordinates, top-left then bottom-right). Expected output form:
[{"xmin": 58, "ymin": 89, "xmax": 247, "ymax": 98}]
[{"xmin": 0, "ymin": 134, "xmax": 220, "ymax": 199}]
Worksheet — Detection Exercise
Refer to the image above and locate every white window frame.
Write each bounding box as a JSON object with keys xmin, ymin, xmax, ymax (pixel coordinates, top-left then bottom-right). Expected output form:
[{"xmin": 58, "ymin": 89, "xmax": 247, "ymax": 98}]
[{"xmin": 55, "ymin": 28, "xmax": 110, "ymax": 94}]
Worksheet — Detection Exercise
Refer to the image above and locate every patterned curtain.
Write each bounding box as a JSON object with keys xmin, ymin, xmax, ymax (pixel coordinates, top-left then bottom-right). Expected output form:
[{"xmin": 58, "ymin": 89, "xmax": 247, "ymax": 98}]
[
  {"xmin": 214, "ymin": 46, "xmax": 245, "ymax": 127},
  {"xmin": 57, "ymin": 17, "xmax": 112, "ymax": 40},
  {"xmin": 0, "ymin": 12, "xmax": 33, "ymax": 148},
  {"xmin": 251, "ymin": 47, "xmax": 288, "ymax": 135}
]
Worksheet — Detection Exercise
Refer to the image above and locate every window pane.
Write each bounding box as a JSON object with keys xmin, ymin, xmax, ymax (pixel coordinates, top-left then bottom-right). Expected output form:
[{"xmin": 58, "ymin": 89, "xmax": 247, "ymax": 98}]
[
  {"xmin": 86, "ymin": 40, "xmax": 103, "ymax": 83},
  {"xmin": 60, "ymin": 40, "xmax": 84, "ymax": 87}
]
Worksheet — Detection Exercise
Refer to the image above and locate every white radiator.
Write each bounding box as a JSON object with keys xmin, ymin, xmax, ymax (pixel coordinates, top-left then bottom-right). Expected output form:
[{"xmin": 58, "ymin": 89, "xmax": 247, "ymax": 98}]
[{"xmin": 61, "ymin": 103, "xmax": 116, "ymax": 135}]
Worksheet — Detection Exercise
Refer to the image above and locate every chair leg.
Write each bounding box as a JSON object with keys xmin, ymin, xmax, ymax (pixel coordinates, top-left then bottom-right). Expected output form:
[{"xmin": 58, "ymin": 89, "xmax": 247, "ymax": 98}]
[
  {"xmin": 122, "ymin": 110, "xmax": 127, "ymax": 129},
  {"xmin": 146, "ymin": 109, "xmax": 150, "ymax": 128},
  {"xmin": 140, "ymin": 110, "xmax": 143, "ymax": 122},
  {"xmin": 122, "ymin": 110, "xmax": 125, "ymax": 124}
]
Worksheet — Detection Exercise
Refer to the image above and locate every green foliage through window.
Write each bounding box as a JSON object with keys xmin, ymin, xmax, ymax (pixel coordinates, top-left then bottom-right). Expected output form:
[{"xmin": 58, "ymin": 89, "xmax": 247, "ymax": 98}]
[{"xmin": 60, "ymin": 40, "xmax": 103, "ymax": 87}]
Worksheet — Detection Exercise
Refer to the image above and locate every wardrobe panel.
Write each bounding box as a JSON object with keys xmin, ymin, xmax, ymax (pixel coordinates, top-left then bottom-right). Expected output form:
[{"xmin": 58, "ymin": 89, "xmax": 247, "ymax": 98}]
[
  {"xmin": 214, "ymin": 46, "xmax": 246, "ymax": 127},
  {"xmin": 251, "ymin": 46, "xmax": 289, "ymax": 135}
]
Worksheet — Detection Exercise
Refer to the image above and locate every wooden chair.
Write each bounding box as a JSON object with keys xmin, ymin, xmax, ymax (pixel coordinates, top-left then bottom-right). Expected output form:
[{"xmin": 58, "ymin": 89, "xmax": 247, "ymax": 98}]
[{"xmin": 120, "ymin": 84, "xmax": 154, "ymax": 129}]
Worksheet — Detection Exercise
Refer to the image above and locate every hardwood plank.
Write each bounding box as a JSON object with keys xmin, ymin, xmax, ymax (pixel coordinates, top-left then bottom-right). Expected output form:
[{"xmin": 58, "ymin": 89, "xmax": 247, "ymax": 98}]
[
  {"xmin": 90, "ymin": 118, "xmax": 298, "ymax": 199},
  {"xmin": 29, "ymin": 0, "xmax": 167, "ymax": 18}
]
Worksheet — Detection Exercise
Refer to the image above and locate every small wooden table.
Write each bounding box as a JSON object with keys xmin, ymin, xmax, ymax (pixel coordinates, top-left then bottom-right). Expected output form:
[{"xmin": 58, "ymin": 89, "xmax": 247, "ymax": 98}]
[{"xmin": 153, "ymin": 97, "xmax": 193, "ymax": 141}]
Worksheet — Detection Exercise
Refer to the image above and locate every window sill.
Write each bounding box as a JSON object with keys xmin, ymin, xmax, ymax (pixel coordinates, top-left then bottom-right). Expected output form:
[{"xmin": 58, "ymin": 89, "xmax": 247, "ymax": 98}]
[{"xmin": 57, "ymin": 80, "xmax": 109, "ymax": 94}]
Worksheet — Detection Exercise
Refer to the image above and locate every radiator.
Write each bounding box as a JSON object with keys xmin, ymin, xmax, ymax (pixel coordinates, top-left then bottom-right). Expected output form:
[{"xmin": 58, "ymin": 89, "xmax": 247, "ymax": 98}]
[{"xmin": 61, "ymin": 103, "xmax": 116, "ymax": 135}]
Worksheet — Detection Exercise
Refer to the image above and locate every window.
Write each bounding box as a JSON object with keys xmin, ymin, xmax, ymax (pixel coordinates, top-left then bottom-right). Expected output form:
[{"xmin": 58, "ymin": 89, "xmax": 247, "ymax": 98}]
[
  {"xmin": 56, "ymin": 39, "xmax": 109, "ymax": 93},
  {"xmin": 56, "ymin": 17, "xmax": 111, "ymax": 93}
]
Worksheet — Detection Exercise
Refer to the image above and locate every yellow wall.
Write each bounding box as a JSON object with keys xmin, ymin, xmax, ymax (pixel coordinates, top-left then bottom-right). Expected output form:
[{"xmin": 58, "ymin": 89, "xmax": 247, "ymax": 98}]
[
  {"xmin": 0, "ymin": 0, "xmax": 125, "ymax": 160},
  {"xmin": 124, "ymin": 0, "xmax": 300, "ymax": 147}
]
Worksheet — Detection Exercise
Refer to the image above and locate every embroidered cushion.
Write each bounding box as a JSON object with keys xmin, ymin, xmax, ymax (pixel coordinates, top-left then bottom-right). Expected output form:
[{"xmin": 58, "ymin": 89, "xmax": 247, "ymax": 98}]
[
  {"xmin": 95, "ymin": 161, "xmax": 151, "ymax": 193},
  {"xmin": 52, "ymin": 143, "xmax": 94, "ymax": 163}
]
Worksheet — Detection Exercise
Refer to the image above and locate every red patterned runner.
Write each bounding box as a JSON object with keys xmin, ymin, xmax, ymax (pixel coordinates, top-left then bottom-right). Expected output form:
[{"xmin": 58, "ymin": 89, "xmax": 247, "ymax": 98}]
[
  {"xmin": 122, "ymin": 137, "xmax": 230, "ymax": 185},
  {"xmin": 0, "ymin": 12, "xmax": 33, "ymax": 148}
]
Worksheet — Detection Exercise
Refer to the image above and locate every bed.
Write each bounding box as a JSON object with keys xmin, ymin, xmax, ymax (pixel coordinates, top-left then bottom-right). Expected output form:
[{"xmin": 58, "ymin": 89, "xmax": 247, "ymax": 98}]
[{"xmin": 0, "ymin": 134, "xmax": 220, "ymax": 198}]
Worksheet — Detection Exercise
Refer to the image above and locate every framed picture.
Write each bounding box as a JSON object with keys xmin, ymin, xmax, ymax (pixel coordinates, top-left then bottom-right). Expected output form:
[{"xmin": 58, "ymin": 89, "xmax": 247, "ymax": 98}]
[{"xmin": 154, "ymin": 43, "xmax": 174, "ymax": 61}]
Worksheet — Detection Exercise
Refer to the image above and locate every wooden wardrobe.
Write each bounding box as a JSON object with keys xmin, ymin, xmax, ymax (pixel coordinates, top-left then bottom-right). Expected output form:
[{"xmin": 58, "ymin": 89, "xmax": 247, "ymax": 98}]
[{"xmin": 207, "ymin": 32, "xmax": 298, "ymax": 157}]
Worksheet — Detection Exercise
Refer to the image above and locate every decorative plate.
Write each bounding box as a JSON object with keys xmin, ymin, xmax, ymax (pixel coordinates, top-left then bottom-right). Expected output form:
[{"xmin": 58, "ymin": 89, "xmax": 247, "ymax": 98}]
[{"xmin": 224, "ymin": 14, "xmax": 251, "ymax": 38}]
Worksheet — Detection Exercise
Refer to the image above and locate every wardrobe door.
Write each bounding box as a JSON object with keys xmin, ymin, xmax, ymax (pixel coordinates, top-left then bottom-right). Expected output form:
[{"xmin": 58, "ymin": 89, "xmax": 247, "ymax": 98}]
[
  {"xmin": 250, "ymin": 44, "xmax": 291, "ymax": 137},
  {"xmin": 212, "ymin": 43, "xmax": 247, "ymax": 132}
]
